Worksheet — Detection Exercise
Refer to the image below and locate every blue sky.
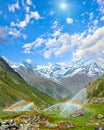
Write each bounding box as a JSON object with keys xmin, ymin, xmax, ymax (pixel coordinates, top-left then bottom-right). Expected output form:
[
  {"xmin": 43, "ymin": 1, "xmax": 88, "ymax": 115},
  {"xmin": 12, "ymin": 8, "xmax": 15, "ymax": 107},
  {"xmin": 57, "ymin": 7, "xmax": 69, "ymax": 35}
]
[{"xmin": 0, "ymin": 0, "xmax": 104, "ymax": 64}]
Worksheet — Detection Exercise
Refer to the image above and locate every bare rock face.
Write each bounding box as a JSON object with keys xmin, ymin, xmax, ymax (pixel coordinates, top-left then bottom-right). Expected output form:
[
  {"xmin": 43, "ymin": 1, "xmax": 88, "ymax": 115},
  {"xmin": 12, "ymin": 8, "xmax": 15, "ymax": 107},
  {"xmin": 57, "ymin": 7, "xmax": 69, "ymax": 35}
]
[{"xmin": 60, "ymin": 73, "xmax": 94, "ymax": 94}]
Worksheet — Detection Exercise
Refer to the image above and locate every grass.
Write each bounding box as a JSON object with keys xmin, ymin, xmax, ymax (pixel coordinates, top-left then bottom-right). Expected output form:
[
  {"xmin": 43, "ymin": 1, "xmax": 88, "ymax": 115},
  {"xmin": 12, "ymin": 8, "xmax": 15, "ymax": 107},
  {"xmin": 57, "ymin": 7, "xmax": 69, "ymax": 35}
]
[
  {"xmin": 0, "ymin": 102, "xmax": 103, "ymax": 130},
  {"xmin": 0, "ymin": 111, "xmax": 38, "ymax": 119},
  {"xmin": 41, "ymin": 102, "xmax": 104, "ymax": 129}
]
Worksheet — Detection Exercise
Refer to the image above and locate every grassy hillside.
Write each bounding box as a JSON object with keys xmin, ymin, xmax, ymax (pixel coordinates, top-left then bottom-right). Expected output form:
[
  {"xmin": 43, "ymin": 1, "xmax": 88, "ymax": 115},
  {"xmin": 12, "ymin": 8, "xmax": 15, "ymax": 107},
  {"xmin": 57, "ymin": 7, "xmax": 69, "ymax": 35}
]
[
  {"xmin": 87, "ymin": 75, "xmax": 104, "ymax": 98},
  {"xmin": 0, "ymin": 57, "xmax": 57, "ymax": 110}
]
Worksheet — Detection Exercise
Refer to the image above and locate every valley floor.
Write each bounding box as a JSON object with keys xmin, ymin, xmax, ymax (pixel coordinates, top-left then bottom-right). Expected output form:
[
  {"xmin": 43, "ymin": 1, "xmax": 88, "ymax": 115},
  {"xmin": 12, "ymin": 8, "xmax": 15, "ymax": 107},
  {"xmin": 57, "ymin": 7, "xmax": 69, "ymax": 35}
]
[{"xmin": 0, "ymin": 98, "xmax": 104, "ymax": 130}]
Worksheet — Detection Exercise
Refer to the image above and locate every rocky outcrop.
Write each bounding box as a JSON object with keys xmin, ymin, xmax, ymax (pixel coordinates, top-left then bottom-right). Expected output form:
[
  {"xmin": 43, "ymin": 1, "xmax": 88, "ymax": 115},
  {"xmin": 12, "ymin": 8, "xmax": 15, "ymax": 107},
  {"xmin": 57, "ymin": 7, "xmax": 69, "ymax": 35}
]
[{"xmin": 0, "ymin": 113, "xmax": 78, "ymax": 130}]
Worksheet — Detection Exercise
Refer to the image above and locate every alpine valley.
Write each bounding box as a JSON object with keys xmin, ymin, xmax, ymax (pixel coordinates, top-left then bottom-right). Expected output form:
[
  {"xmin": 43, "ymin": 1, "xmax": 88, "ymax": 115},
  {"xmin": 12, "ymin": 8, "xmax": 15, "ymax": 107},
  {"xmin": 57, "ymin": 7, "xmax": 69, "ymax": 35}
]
[{"xmin": 0, "ymin": 56, "xmax": 104, "ymax": 130}]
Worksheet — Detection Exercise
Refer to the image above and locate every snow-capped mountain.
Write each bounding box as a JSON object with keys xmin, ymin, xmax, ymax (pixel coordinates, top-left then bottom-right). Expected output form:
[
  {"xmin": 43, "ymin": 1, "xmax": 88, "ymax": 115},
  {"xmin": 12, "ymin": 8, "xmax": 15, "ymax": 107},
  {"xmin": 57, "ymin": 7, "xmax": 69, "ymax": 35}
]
[
  {"xmin": 5, "ymin": 56, "xmax": 104, "ymax": 82},
  {"xmin": 32, "ymin": 59, "xmax": 104, "ymax": 81},
  {"xmin": 4, "ymin": 56, "xmax": 104, "ymax": 94},
  {"xmin": 5, "ymin": 55, "xmax": 104, "ymax": 81}
]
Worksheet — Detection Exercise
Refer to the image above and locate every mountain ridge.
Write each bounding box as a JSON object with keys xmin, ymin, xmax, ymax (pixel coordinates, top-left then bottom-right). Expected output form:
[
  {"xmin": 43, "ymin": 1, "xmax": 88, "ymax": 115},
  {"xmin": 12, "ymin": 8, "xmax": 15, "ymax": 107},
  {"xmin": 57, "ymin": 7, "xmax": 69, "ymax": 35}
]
[
  {"xmin": 4, "ymin": 56, "xmax": 104, "ymax": 94},
  {"xmin": 0, "ymin": 57, "xmax": 57, "ymax": 110}
]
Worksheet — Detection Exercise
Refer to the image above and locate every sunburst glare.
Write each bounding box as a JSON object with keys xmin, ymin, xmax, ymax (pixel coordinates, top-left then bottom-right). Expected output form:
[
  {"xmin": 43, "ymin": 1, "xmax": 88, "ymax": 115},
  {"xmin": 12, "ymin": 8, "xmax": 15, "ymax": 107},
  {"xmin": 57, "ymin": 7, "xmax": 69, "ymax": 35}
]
[{"xmin": 60, "ymin": 2, "xmax": 67, "ymax": 10}]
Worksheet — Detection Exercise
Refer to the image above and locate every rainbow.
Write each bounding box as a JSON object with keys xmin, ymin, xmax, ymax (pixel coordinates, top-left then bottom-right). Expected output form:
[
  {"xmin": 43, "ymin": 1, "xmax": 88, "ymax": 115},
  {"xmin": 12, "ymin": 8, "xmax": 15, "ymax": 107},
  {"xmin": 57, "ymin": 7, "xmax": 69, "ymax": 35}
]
[
  {"xmin": 44, "ymin": 101, "xmax": 84, "ymax": 112},
  {"xmin": 64, "ymin": 100, "xmax": 84, "ymax": 108},
  {"xmin": 4, "ymin": 100, "xmax": 35, "ymax": 112},
  {"xmin": 60, "ymin": 100, "xmax": 86, "ymax": 117}
]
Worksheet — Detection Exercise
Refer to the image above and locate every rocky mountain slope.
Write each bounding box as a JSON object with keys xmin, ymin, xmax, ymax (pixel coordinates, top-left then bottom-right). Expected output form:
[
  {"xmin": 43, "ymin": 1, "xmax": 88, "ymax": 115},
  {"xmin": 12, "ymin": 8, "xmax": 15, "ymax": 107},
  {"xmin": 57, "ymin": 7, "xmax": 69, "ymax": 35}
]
[
  {"xmin": 0, "ymin": 57, "xmax": 56, "ymax": 110},
  {"xmin": 60, "ymin": 73, "xmax": 94, "ymax": 94},
  {"xmin": 14, "ymin": 64, "xmax": 71, "ymax": 100},
  {"xmin": 59, "ymin": 60, "xmax": 104, "ymax": 93},
  {"xmin": 8, "ymin": 57, "xmax": 104, "ymax": 94}
]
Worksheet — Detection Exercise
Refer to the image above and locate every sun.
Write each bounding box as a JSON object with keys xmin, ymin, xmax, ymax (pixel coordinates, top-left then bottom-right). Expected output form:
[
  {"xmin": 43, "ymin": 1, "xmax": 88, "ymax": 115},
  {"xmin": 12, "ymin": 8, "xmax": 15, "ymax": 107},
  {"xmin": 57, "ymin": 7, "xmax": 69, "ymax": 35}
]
[{"xmin": 60, "ymin": 2, "xmax": 67, "ymax": 10}]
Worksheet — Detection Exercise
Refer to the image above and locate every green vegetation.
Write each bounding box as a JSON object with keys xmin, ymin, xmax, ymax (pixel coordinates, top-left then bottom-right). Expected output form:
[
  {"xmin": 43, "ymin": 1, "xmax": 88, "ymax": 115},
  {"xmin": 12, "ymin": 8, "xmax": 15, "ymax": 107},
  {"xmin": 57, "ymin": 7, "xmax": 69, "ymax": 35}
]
[
  {"xmin": 0, "ymin": 111, "xmax": 37, "ymax": 119},
  {"xmin": 42, "ymin": 102, "xmax": 104, "ymax": 129},
  {"xmin": 87, "ymin": 75, "xmax": 104, "ymax": 98},
  {"xmin": 0, "ymin": 102, "xmax": 103, "ymax": 129},
  {"xmin": 0, "ymin": 57, "xmax": 57, "ymax": 110}
]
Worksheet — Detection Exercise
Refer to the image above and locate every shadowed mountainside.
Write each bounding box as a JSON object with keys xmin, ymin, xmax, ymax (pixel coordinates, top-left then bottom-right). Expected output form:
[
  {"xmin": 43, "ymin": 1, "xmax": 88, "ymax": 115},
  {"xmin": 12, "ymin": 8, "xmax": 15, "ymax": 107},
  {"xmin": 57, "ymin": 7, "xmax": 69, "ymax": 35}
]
[{"xmin": 0, "ymin": 57, "xmax": 57, "ymax": 110}]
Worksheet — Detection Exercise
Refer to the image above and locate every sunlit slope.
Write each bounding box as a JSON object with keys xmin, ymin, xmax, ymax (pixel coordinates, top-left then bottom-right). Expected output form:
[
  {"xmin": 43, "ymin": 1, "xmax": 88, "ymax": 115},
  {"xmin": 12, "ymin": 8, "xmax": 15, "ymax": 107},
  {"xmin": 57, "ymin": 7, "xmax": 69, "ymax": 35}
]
[
  {"xmin": 0, "ymin": 57, "xmax": 56, "ymax": 110},
  {"xmin": 87, "ymin": 75, "xmax": 104, "ymax": 98}
]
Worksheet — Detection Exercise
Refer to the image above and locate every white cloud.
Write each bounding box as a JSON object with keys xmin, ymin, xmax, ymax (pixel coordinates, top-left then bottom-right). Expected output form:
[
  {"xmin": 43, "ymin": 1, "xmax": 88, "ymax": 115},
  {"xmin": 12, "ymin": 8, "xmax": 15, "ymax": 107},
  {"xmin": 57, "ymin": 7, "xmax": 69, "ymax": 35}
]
[
  {"xmin": 30, "ymin": 11, "xmax": 41, "ymax": 20},
  {"xmin": 54, "ymin": 44, "xmax": 72, "ymax": 56},
  {"xmin": 22, "ymin": 21, "xmax": 79, "ymax": 59},
  {"xmin": 25, "ymin": 59, "xmax": 32, "ymax": 64},
  {"xmin": 23, "ymin": 42, "xmax": 34, "ymax": 53},
  {"xmin": 8, "ymin": 1, "xmax": 20, "ymax": 12},
  {"xmin": 44, "ymin": 51, "xmax": 52, "ymax": 59},
  {"xmin": 11, "ymin": 11, "xmax": 41, "ymax": 28},
  {"xmin": 26, "ymin": 0, "xmax": 32, "ymax": 5},
  {"xmin": 87, "ymin": 17, "xmax": 99, "ymax": 33},
  {"xmin": 101, "ymin": 16, "xmax": 104, "ymax": 21},
  {"xmin": 66, "ymin": 17, "xmax": 73, "ymax": 24},
  {"xmin": 10, "ymin": 22, "xmax": 15, "ymax": 27},
  {"xmin": 45, "ymin": 38, "xmax": 57, "ymax": 47},
  {"xmin": 15, "ymin": 14, "xmax": 30, "ymax": 28},
  {"xmin": 96, "ymin": 0, "xmax": 104, "ymax": 14},
  {"xmin": 89, "ymin": 12, "xmax": 94, "ymax": 20},
  {"xmin": 58, "ymin": 33, "xmax": 71, "ymax": 45},
  {"xmin": 22, "ymin": 18, "xmax": 104, "ymax": 61},
  {"xmin": 9, "ymin": 28, "xmax": 20, "ymax": 37},
  {"xmin": 0, "ymin": 26, "xmax": 21, "ymax": 42},
  {"xmin": 51, "ymin": 21, "xmax": 59, "ymax": 29},
  {"xmin": 35, "ymin": 38, "xmax": 45, "ymax": 48},
  {"xmin": 23, "ymin": 38, "xmax": 45, "ymax": 53},
  {"xmin": 93, "ymin": 19, "xmax": 98, "ymax": 26},
  {"xmin": 44, "ymin": 33, "xmax": 73, "ymax": 58},
  {"xmin": 25, "ymin": 5, "xmax": 30, "ymax": 13},
  {"xmin": 73, "ymin": 26, "xmax": 104, "ymax": 60},
  {"xmin": 52, "ymin": 30, "xmax": 61, "ymax": 37}
]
